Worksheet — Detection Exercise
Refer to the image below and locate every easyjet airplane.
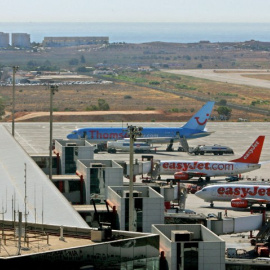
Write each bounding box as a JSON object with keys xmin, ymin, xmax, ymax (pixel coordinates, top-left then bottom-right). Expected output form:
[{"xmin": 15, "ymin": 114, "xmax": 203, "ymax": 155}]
[
  {"xmin": 158, "ymin": 136, "xmax": 266, "ymax": 182},
  {"xmin": 195, "ymin": 183, "xmax": 270, "ymax": 209},
  {"xmin": 66, "ymin": 101, "xmax": 215, "ymax": 149}
]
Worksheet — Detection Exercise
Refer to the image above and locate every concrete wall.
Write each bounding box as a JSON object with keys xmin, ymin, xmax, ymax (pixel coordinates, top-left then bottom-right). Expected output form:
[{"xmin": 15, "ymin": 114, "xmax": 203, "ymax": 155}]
[
  {"xmin": 76, "ymin": 160, "xmax": 123, "ymax": 204},
  {"xmin": 208, "ymin": 214, "xmax": 263, "ymax": 235},
  {"xmin": 108, "ymin": 186, "xmax": 164, "ymax": 232},
  {"xmin": 152, "ymin": 224, "xmax": 225, "ymax": 270}
]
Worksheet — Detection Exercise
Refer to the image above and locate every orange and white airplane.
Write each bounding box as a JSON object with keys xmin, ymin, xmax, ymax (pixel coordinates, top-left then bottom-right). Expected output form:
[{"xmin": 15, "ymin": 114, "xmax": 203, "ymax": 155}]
[
  {"xmin": 158, "ymin": 136, "xmax": 266, "ymax": 182},
  {"xmin": 195, "ymin": 183, "xmax": 270, "ymax": 209}
]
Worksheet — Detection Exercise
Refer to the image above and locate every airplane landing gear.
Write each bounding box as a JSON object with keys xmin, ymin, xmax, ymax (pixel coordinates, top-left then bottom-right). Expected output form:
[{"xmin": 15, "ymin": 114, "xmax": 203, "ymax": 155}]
[
  {"xmin": 166, "ymin": 139, "xmax": 174, "ymax": 151},
  {"xmin": 205, "ymin": 176, "xmax": 210, "ymax": 182},
  {"xmin": 198, "ymin": 177, "xmax": 203, "ymax": 182},
  {"xmin": 210, "ymin": 202, "xmax": 214, "ymax": 208}
]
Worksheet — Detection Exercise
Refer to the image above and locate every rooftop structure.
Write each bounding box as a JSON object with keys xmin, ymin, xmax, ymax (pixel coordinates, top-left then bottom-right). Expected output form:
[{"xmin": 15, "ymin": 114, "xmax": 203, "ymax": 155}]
[
  {"xmin": 0, "ymin": 125, "xmax": 89, "ymax": 229},
  {"xmin": 152, "ymin": 224, "xmax": 226, "ymax": 270},
  {"xmin": 0, "ymin": 221, "xmax": 160, "ymax": 270},
  {"xmin": 108, "ymin": 186, "xmax": 164, "ymax": 232}
]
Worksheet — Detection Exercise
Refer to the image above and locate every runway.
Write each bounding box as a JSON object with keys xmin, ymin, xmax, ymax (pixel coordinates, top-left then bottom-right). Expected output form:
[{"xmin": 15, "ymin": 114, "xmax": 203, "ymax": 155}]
[{"xmin": 161, "ymin": 69, "xmax": 270, "ymax": 89}]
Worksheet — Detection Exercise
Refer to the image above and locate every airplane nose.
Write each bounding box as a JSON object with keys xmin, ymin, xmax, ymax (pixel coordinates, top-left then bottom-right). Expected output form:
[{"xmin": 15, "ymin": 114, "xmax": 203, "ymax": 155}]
[
  {"xmin": 67, "ymin": 134, "xmax": 75, "ymax": 139},
  {"xmin": 194, "ymin": 190, "xmax": 204, "ymax": 199}
]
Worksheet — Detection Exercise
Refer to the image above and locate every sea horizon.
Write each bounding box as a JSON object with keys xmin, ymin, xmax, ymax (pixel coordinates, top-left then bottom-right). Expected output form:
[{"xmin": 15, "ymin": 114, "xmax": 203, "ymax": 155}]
[{"xmin": 1, "ymin": 22, "xmax": 270, "ymax": 44}]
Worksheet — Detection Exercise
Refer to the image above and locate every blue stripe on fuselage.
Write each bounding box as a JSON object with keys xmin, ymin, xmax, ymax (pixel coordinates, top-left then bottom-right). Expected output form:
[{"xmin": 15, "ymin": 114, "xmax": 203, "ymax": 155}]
[{"xmin": 67, "ymin": 127, "xmax": 209, "ymax": 141}]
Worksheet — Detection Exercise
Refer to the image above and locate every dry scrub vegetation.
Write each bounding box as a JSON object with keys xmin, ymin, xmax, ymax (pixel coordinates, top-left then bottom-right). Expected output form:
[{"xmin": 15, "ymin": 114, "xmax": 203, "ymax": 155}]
[{"xmin": 1, "ymin": 70, "xmax": 269, "ymax": 122}]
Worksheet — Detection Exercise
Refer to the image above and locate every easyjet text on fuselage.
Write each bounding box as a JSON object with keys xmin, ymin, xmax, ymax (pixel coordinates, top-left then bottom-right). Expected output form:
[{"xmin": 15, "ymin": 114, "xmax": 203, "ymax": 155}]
[
  {"xmin": 162, "ymin": 162, "xmax": 234, "ymax": 171},
  {"xmin": 217, "ymin": 186, "xmax": 270, "ymax": 198}
]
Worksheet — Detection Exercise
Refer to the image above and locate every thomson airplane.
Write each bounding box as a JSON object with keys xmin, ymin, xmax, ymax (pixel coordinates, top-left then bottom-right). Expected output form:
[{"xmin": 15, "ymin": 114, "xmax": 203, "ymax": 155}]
[
  {"xmin": 67, "ymin": 101, "xmax": 215, "ymax": 150},
  {"xmin": 195, "ymin": 183, "xmax": 270, "ymax": 208},
  {"xmin": 157, "ymin": 136, "xmax": 266, "ymax": 182}
]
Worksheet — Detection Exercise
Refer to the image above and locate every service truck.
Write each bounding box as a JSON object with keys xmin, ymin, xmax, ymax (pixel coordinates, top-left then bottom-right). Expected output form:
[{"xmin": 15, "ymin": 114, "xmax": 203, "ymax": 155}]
[
  {"xmin": 190, "ymin": 144, "xmax": 234, "ymax": 155},
  {"xmin": 107, "ymin": 140, "xmax": 151, "ymax": 153}
]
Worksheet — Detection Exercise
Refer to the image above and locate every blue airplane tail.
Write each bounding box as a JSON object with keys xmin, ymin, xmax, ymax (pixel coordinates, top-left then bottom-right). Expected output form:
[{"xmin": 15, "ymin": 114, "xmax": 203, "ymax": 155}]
[{"xmin": 182, "ymin": 101, "xmax": 215, "ymax": 130}]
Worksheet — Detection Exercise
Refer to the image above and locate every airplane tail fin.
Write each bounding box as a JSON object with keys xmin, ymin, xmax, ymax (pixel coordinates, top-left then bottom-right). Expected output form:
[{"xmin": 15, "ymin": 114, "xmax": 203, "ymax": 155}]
[
  {"xmin": 230, "ymin": 136, "xmax": 265, "ymax": 164},
  {"xmin": 182, "ymin": 101, "xmax": 215, "ymax": 131}
]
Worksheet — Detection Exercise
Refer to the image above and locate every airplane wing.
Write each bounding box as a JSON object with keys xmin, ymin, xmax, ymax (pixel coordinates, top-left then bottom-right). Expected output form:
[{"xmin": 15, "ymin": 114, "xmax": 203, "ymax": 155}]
[
  {"xmin": 259, "ymin": 160, "xmax": 270, "ymax": 165},
  {"xmin": 124, "ymin": 137, "xmax": 173, "ymax": 143},
  {"xmin": 244, "ymin": 198, "xmax": 269, "ymax": 204},
  {"xmin": 189, "ymin": 131, "xmax": 215, "ymax": 137}
]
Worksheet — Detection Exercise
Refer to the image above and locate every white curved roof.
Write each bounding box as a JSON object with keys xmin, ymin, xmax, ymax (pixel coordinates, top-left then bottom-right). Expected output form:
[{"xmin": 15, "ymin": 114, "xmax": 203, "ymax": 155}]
[{"xmin": 0, "ymin": 125, "xmax": 89, "ymax": 229}]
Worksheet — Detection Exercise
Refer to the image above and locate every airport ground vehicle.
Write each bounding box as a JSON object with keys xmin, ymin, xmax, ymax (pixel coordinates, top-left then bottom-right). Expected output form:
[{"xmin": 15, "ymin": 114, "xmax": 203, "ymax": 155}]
[
  {"xmin": 190, "ymin": 144, "xmax": 234, "ymax": 155},
  {"xmin": 93, "ymin": 143, "xmax": 107, "ymax": 153},
  {"xmin": 107, "ymin": 140, "xmax": 152, "ymax": 153},
  {"xmin": 225, "ymin": 175, "xmax": 240, "ymax": 182},
  {"xmin": 255, "ymin": 243, "xmax": 270, "ymax": 257}
]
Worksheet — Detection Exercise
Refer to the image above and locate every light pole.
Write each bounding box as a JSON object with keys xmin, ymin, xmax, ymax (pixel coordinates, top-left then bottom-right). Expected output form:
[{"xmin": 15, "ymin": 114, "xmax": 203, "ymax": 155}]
[
  {"xmin": 49, "ymin": 84, "xmax": 58, "ymax": 180},
  {"xmin": 127, "ymin": 125, "xmax": 143, "ymax": 231},
  {"xmin": 12, "ymin": 66, "xmax": 19, "ymax": 137}
]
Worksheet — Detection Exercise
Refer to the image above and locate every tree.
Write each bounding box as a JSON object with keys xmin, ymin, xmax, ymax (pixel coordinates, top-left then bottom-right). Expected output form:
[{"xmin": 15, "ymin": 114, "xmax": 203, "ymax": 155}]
[
  {"xmin": 217, "ymin": 106, "xmax": 232, "ymax": 120},
  {"xmin": 80, "ymin": 55, "xmax": 86, "ymax": 63},
  {"xmin": 68, "ymin": 58, "xmax": 79, "ymax": 65},
  {"xmin": 86, "ymin": 99, "xmax": 110, "ymax": 111},
  {"xmin": 218, "ymin": 99, "xmax": 227, "ymax": 106},
  {"xmin": 77, "ymin": 66, "xmax": 88, "ymax": 73},
  {"xmin": 98, "ymin": 99, "xmax": 110, "ymax": 110},
  {"xmin": 27, "ymin": 60, "xmax": 38, "ymax": 67}
]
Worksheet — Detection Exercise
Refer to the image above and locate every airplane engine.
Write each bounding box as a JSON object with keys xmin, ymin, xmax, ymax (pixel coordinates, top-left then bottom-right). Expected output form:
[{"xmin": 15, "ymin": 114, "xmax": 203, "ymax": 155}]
[
  {"xmin": 231, "ymin": 199, "xmax": 249, "ymax": 208},
  {"xmin": 174, "ymin": 172, "xmax": 190, "ymax": 180}
]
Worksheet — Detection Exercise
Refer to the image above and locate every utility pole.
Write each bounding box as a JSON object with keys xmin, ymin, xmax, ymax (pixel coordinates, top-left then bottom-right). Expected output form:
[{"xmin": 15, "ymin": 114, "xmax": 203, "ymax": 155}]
[
  {"xmin": 127, "ymin": 125, "xmax": 143, "ymax": 231},
  {"xmin": 49, "ymin": 84, "xmax": 58, "ymax": 180},
  {"xmin": 12, "ymin": 66, "xmax": 19, "ymax": 137}
]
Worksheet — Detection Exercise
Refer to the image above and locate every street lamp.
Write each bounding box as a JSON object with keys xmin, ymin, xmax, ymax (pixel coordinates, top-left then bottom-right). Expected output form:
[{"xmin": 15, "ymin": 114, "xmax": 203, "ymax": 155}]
[
  {"xmin": 127, "ymin": 125, "xmax": 143, "ymax": 231},
  {"xmin": 12, "ymin": 66, "xmax": 19, "ymax": 136},
  {"xmin": 49, "ymin": 84, "xmax": 58, "ymax": 180}
]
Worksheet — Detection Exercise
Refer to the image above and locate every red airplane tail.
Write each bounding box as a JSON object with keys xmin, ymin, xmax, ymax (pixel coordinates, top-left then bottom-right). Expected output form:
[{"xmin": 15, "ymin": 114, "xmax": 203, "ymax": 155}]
[{"xmin": 230, "ymin": 136, "xmax": 265, "ymax": 164}]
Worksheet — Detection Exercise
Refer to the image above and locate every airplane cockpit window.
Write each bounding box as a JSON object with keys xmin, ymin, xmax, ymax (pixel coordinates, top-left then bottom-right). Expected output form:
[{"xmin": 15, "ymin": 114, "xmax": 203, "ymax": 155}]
[{"xmin": 71, "ymin": 131, "xmax": 77, "ymax": 134}]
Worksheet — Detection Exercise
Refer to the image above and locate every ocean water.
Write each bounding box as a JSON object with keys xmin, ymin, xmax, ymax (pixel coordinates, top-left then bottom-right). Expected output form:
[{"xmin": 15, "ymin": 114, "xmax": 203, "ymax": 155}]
[{"xmin": 0, "ymin": 22, "xmax": 270, "ymax": 44}]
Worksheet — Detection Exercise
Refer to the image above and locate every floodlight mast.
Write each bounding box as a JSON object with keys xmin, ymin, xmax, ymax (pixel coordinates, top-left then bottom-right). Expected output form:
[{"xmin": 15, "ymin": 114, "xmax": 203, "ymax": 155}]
[
  {"xmin": 127, "ymin": 125, "xmax": 143, "ymax": 231},
  {"xmin": 12, "ymin": 66, "xmax": 19, "ymax": 137},
  {"xmin": 49, "ymin": 84, "xmax": 58, "ymax": 180}
]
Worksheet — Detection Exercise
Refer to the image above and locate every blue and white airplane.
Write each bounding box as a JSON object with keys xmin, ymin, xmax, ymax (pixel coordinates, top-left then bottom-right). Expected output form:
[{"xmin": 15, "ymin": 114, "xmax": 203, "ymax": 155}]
[{"xmin": 67, "ymin": 101, "xmax": 215, "ymax": 148}]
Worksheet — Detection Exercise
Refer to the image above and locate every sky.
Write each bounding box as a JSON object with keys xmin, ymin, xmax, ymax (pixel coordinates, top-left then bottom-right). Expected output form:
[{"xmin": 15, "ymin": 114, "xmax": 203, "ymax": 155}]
[{"xmin": 1, "ymin": 0, "xmax": 270, "ymax": 23}]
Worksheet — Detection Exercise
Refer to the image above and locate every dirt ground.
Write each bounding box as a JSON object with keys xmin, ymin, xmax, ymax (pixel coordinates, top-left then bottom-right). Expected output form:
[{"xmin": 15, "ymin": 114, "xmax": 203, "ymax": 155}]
[
  {"xmin": 1, "ymin": 70, "xmax": 269, "ymax": 123},
  {"xmin": 0, "ymin": 80, "xmax": 207, "ymax": 122}
]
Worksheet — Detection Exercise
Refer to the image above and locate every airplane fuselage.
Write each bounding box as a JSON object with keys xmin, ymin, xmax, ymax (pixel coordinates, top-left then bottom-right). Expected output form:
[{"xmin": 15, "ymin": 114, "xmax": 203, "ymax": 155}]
[
  {"xmin": 159, "ymin": 160, "xmax": 261, "ymax": 177},
  {"xmin": 196, "ymin": 184, "xmax": 270, "ymax": 203},
  {"xmin": 67, "ymin": 127, "xmax": 210, "ymax": 143}
]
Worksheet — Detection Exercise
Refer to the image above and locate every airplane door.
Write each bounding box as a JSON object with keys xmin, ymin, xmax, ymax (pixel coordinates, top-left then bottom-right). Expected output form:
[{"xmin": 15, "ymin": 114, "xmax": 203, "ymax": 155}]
[
  {"xmin": 211, "ymin": 188, "xmax": 217, "ymax": 197},
  {"xmin": 78, "ymin": 131, "xmax": 87, "ymax": 139}
]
